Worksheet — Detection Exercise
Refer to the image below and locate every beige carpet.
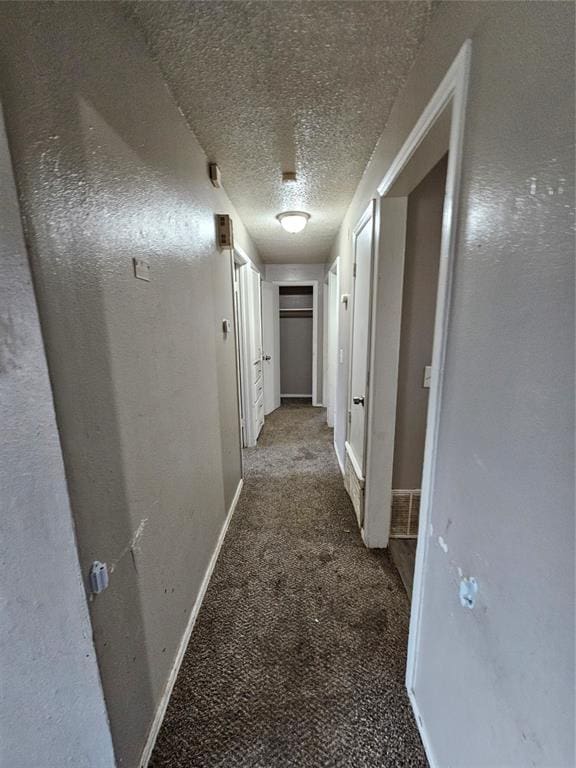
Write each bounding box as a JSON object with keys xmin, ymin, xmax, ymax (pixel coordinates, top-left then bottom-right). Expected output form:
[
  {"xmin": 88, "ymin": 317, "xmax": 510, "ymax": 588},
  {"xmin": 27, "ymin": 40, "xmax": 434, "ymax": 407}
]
[{"xmin": 150, "ymin": 401, "xmax": 427, "ymax": 767}]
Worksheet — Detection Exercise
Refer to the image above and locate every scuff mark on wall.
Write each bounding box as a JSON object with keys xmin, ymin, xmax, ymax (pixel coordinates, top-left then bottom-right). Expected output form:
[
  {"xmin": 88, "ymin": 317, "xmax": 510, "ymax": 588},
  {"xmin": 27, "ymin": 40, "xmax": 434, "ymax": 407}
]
[
  {"xmin": 0, "ymin": 313, "xmax": 25, "ymax": 373},
  {"xmin": 438, "ymin": 535, "xmax": 448, "ymax": 553},
  {"xmin": 110, "ymin": 518, "xmax": 148, "ymax": 574}
]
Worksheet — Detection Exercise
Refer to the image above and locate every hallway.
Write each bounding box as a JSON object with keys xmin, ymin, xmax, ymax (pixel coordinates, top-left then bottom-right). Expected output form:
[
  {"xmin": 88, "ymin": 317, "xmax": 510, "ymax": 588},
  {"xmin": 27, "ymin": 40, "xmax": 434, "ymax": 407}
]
[{"xmin": 150, "ymin": 402, "xmax": 426, "ymax": 767}]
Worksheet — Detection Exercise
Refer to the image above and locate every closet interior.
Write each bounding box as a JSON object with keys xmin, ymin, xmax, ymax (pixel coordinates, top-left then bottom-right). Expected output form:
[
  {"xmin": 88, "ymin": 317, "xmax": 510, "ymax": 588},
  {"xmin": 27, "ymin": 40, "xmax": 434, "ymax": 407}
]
[{"xmin": 279, "ymin": 285, "xmax": 313, "ymax": 400}]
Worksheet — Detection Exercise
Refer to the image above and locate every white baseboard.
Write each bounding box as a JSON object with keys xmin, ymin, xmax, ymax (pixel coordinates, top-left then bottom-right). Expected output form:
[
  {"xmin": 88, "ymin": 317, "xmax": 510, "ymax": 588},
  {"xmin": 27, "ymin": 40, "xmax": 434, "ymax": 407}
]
[
  {"xmin": 281, "ymin": 393, "xmax": 312, "ymax": 398},
  {"xmin": 139, "ymin": 478, "xmax": 244, "ymax": 768},
  {"xmin": 334, "ymin": 442, "xmax": 345, "ymax": 477},
  {"xmin": 408, "ymin": 687, "xmax": 437, "ymax": 768}
]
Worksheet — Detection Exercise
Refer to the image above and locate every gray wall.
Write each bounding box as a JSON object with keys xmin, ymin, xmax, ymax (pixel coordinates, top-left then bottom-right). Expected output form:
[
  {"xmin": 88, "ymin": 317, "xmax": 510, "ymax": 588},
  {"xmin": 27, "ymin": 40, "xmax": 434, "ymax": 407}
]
[
  {"xmin": 0, "ymin": 104, "xmax": 115, "ymax": 768},
  {"xmin": 392, "ymin": 155, "xmax": 447, "ymax": 489},
  {"xmin": 280, "ymin": 315, "xmax": 313, "ymax": 396},
  {"xmin": 0, "ymin": 4, "xmax": 260, "ymax": 766},
  {"xmin": 329, "ymin": 2, "xmax": 574, "ymax": 765}
]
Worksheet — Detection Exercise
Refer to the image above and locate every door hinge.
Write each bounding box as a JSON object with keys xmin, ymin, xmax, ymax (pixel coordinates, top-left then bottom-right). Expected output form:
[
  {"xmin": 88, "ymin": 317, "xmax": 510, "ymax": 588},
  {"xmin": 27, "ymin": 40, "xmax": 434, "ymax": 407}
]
[
  {"xmin": 348, "ymin": 410, "xmax": 352, "ymax": 423},
  {"xmin": 353, "ymin": 263, "xmax": 357, "ymax": 278}
]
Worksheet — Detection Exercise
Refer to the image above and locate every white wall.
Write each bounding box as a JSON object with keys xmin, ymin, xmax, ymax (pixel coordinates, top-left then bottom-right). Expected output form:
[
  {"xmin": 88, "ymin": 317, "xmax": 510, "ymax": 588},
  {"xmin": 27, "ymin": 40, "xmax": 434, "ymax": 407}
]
[
  {"xmin": 329, "ymin": 2, "xmax": 574, "ymax": 766},
  {"xmin": 0, "ymin": 105, "xmax": 115, "ymax": 768},
  {"xmin": 265, "ymin": 263, "xmax": 327, "ymax": 283}
]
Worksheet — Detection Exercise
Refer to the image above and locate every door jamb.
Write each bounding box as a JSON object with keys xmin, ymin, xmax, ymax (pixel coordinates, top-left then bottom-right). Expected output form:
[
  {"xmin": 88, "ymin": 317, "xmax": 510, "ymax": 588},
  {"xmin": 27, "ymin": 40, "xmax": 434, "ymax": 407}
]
[{"xmin": 368, "ymin": 40, "xmax": 471, "ymax": 744}]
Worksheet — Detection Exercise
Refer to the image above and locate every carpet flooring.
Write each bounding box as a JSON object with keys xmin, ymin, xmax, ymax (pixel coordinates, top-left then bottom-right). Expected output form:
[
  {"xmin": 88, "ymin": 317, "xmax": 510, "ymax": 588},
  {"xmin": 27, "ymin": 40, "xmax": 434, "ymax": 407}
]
[{"xmin": 150, "ymin": 402, "xmax": 427, "ymax": 767}]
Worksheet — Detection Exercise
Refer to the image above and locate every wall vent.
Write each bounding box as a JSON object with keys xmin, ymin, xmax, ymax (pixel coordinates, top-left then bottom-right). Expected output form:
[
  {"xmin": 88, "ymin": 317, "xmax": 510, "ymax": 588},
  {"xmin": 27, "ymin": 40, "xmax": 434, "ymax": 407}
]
[
  {"xmin": 216, "ymin": 214, "xmax": 234, "ymax": 249},
  {"xmin": 390, "ymin": 490, "xmax": 420, "ymax": 538}
]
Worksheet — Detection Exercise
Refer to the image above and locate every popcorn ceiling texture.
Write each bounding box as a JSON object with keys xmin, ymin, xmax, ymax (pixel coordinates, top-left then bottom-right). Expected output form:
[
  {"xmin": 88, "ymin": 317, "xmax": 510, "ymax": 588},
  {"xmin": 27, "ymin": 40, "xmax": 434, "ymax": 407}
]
[{"xmin": 129, "ymin": 1, "xmax": 435, "ymax": 263}]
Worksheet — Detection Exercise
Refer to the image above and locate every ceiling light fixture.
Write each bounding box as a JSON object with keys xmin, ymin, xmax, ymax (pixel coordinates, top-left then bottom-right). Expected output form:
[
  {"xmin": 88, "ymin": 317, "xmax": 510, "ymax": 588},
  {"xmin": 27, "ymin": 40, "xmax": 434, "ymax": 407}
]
[{"xmin": 276, "ymin": 211, "xmax": 310, "ymax": 234}]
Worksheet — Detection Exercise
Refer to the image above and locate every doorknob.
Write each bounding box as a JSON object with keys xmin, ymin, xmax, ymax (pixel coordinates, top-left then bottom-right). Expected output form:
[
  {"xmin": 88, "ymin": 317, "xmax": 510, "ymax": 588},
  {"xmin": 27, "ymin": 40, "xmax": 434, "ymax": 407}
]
[
  {"xmin": 352, "ymin": 396, "xmax": 365, "ymax": 406},
  {"xmin": 263, "ymin": 355, "xmax": 271, "ymax": 361}
]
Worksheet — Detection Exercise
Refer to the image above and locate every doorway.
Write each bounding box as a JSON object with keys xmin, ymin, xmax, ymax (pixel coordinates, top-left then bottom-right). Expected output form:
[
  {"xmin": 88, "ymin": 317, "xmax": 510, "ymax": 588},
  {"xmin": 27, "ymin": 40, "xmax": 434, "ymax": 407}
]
[
  {"xmin": 260, "ymin": 280, "xmax": 320, "ymax": 409},
  {"xmin": 279, "ymin": 285, "xmax": 314, "ymax": 400},
  {"xmin": 344, "ymin": 205, "xmax": 376, "ymax": 527},
  {"xmin": 388, "ymin": 154, "xmax": 448, "ymax": 599},
  {"xmin": 349, "ymin": 44, "xmax": 471, "ymax": 727}
]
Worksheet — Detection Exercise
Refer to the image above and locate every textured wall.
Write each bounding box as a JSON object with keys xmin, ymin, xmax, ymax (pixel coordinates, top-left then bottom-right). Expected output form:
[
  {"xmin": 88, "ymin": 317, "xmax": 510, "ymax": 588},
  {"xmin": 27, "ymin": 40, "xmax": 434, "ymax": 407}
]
[
  {"xmin": 0, "ymin": 4, "xmax": 259, "ymax": 766},
  {"xmin": 0, "ymin": 105, "xmax": 115, "ymax": 767},
  {"xmin": 393, "ymin": 155, "xmax": 447, "ymax": 489},
  {"xmin": 330, "ymin": 1, "xmax": 574, "ymax": 765}
]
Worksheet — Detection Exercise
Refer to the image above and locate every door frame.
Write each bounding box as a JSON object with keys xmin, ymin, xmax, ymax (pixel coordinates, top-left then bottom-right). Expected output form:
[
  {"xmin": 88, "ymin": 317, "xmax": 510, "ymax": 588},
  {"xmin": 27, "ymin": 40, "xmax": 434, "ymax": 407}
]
[
  {"xmin": 362, "ymin": 41, "xmax": 471, "ymax": 752},
  {"xmin": 345, "ymin": 201, "xmax": 377, "ymax": 481},
  {"xmin": 274, "ymin": 280, "xmax": 319, "ymax": 405}
]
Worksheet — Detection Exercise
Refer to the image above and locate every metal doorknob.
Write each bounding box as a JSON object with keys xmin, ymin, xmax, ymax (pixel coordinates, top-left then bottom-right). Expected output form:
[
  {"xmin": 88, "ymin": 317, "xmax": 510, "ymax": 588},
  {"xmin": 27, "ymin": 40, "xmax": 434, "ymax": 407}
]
[
  {"xmin": 352, "ymin": 396, "xmax": 365, "ymax": 406},
  {"xmin": 263, "ymin": 355, "xmax": 271, "ymax": 361}
]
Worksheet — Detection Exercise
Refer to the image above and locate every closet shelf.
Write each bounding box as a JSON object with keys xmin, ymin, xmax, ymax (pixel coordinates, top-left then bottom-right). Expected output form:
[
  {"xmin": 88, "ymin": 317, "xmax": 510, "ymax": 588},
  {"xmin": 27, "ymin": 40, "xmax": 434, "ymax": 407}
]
[{"xmin": 279, "ymin": 307, "xmax": 313, "ymax": 312}]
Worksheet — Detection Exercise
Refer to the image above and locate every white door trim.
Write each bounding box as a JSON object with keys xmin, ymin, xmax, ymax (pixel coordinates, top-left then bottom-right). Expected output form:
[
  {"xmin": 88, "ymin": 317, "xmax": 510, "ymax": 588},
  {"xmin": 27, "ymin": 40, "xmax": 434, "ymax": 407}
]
[
  {"xmin": 363, "ymin": 42, "xmax": 471, "ymax": 761},
  {"xmin": 401, "ymin": 41, "xmax": 471, "ymax": 711}
]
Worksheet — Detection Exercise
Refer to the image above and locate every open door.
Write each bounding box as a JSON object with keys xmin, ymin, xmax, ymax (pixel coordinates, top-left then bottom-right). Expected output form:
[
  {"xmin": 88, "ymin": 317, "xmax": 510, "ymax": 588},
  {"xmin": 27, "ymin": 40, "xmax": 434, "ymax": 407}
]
[
  {"xmin": 237, "ymin": 263, "xmax": 264, "ymax": 446},
  {"xmin": 344, "ymin": 202, "xmax": 376, "ymax": 525},
  {"xmin": 261, "ymin": 281, "xmax": 280, "ymax": 415}
]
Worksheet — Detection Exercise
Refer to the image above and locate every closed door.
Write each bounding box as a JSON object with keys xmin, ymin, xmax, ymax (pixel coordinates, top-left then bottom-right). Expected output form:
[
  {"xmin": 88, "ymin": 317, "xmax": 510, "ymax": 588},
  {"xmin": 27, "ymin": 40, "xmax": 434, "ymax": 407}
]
[
  {"xmin": 327, "ymin": 267, "xmax": 339, "ymax": 427},
  {"xmin": 348, "ymin": 208, "xmax": 375, "ymax": 477},
  {"xmin": 248, "ymin": 268, "xmax": 264, "ymax": 438},
  {"xmin": 261, "ymin": 281, "xmax": 280, "ymax": 415}
]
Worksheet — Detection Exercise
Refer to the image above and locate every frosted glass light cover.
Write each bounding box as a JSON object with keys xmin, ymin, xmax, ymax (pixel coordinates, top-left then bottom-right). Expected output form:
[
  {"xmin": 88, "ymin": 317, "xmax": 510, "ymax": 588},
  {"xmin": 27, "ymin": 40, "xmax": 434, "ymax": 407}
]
[{"xmin": 277, "ymin": 211, "xmax": 310, "ymax": 234}]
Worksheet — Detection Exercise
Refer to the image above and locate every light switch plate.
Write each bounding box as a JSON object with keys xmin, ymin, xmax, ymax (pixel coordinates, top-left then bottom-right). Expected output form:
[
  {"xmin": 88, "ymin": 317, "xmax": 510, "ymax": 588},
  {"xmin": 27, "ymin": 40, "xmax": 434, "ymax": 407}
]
[{"xmin": 133, "ymin": 258, "xmax": 150, "ymax": 282}]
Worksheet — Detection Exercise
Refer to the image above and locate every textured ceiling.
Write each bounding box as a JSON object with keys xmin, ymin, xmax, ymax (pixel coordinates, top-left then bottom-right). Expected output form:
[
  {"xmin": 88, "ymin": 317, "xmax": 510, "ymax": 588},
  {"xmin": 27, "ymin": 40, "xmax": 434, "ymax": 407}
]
[{"xmin": 129, "ymin": 1, "xmax": 435, "ymax": 263}]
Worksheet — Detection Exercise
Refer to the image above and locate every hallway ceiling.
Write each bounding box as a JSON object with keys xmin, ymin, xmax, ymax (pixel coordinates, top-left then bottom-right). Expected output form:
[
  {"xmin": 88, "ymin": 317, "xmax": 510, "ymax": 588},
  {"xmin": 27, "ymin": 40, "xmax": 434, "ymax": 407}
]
[{"xmin": 129, "ymin": 1, "xmax": 435, "ymax": 264}]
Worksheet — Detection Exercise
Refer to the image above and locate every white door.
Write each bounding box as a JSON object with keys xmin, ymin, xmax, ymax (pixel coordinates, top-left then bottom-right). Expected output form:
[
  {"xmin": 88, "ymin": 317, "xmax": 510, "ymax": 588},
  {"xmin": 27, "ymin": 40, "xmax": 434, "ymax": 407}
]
[
  {"xmin": 327, "ymin": 267, "xmax": 339, "ymax": 428},
  {"xmin": 248, "ymin": 268, "xmax": 264, "ymax": 439},
  {"xmin": 348, "ymin": 207, "xmax": 375, "ymax": 478},
  {"xmin": 232, "ymin": 263, "xmax": 246, "ymax": 447},
  {"xmin": 261, "ymin": 281, "xmax": 280, "ymax": 415},
  {"xmin": 238, "ymin": 265, "xmax": 264, "ymax": 446}
]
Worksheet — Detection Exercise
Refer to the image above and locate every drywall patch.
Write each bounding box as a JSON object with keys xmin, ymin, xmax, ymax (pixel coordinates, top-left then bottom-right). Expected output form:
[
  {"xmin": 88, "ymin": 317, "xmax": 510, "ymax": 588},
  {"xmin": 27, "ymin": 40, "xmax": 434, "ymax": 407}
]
[{"xmin": 437, "ymin": 535, "xmax": 448, "ymax": 553}]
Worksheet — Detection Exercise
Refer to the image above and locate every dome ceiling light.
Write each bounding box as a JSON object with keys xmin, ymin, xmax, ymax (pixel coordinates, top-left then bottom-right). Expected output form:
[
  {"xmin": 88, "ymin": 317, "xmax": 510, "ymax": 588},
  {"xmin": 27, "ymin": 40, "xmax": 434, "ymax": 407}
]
[{"xmin": 276, "ymin": 211, "xmax": 310, "ymax": 234}]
